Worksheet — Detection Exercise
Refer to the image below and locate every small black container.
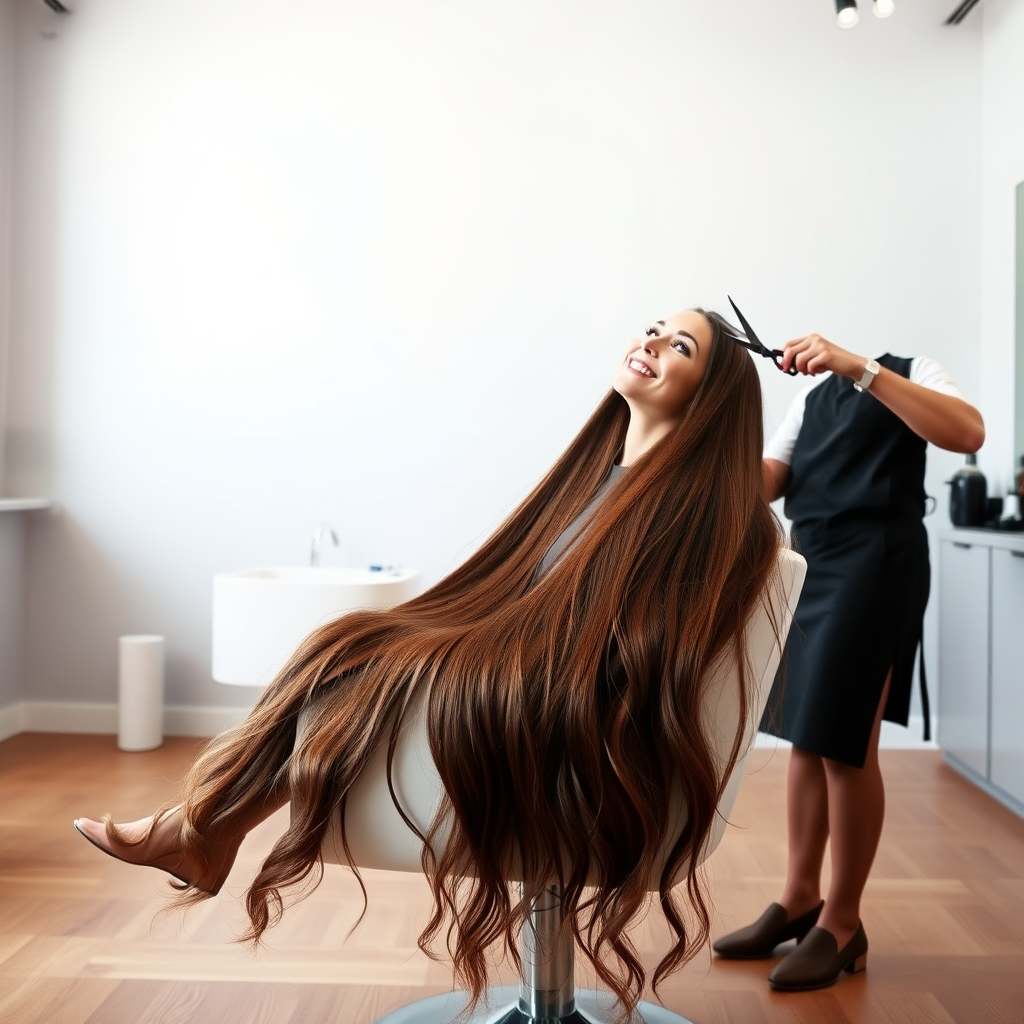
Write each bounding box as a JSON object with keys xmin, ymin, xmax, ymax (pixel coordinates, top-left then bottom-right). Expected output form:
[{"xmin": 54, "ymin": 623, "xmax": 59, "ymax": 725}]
[{"xmin": 948, "ymin": 454, "xmax": 987, "ymax": 526}]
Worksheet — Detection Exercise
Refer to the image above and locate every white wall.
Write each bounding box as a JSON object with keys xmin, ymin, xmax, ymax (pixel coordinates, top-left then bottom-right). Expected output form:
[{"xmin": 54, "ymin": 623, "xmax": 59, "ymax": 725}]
[
  {"xmin": 0, "ymin": 5, "xmax": 24, "ymax": 735},
  {"xmin": 4, "ymin": 0, "xmax": 985, "ymax": 721},
  {"xmin": 980, "ymin": 0, "xmax": 1024, "ymax": 493},
  {"xmin": 0, "ymin": 0, "xmax": 13, "ymax": 488}
]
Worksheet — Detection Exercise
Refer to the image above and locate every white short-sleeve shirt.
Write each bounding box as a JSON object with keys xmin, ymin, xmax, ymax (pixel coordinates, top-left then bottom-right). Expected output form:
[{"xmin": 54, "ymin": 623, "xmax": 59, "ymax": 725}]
[{"xmin": 764, "ymin": 356, "xmax": 966, "ymax": 466}]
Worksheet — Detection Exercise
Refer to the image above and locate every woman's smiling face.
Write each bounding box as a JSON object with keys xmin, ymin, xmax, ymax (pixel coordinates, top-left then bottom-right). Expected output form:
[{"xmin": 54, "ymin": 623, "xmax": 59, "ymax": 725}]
[{"xmin": 613, "ymin": 310, "xmax": 714, "ymax": 426}]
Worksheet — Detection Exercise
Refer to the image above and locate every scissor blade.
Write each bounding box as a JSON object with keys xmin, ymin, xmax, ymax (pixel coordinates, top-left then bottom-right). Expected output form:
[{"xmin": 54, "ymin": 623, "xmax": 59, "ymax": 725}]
[{"xmin": 727, "ymin": 295, "xmax": 763, "ymax": 350}]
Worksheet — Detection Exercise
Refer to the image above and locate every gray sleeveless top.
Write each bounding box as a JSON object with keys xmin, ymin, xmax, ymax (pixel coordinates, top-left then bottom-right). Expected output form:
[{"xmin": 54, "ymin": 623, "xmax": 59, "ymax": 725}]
[{"xmin": 537, "ymin": 464, "xmax": 627, "ymax": 578}]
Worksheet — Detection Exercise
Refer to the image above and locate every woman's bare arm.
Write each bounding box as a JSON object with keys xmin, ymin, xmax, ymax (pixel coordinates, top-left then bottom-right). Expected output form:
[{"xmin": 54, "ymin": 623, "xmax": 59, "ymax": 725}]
[{"xmin": 779, "ymin": 336, "xmax": 985, "ymax": 454}]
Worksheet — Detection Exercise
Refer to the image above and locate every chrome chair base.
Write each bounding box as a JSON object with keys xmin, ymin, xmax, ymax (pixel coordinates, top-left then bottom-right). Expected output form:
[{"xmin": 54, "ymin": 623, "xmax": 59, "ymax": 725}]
[{"xmin": 373, "ymin": 984, "xmax": 696, "ymax": 1024}]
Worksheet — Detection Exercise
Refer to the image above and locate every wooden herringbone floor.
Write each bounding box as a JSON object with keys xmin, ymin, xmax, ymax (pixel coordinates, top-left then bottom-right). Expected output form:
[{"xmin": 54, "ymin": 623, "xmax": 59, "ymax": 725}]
[{"xmin": 1, "ymin": 733, "xmax": 1022, "ymax": 1024}]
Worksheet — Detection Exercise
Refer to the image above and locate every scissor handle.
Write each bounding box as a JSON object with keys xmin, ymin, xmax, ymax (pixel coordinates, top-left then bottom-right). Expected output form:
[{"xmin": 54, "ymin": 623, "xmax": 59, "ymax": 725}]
[{"xmin": 771, "ymin": 349, "xmax": 799, "ymax": 376}]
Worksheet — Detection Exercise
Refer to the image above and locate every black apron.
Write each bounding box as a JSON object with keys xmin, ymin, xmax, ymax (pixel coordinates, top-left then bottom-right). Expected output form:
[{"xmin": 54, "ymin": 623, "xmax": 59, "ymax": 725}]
[{"xmin": 760, "ymin": 355, "xmax": 930, "ymax": 768}]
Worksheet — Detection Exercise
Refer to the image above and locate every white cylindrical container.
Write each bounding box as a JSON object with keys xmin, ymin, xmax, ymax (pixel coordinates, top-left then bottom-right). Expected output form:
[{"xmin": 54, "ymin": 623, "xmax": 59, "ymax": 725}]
[{"xmin": 118, "ymin": 635, "xmax": 165, "ymax": 751}]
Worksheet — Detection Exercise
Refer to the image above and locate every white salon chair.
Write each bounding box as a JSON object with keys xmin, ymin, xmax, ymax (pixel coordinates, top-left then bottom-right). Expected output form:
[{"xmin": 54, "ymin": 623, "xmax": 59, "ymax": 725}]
[{"xmin": 299, "ymin": 548, "xmax": 805, "ymax": 1024}]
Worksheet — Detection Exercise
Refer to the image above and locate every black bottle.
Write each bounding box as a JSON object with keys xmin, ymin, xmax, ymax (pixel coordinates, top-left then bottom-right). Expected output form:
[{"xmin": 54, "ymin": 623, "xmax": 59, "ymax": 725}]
[{"xmin": 948, "ymin": 454, "xmax": 987, "ymax": 527}]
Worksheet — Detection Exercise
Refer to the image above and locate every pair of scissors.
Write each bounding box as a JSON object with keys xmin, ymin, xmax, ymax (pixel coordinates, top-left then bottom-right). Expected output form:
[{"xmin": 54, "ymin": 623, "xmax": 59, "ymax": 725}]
[{"xmin": 726, "ymin": 296, "xmax": 798, "ymax": 376}]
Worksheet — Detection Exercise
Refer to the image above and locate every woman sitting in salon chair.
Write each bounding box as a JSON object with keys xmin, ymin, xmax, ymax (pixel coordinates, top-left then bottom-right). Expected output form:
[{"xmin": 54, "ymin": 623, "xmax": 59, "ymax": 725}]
[{"xmin": 75, "ymin": 308, "xmax": 799, "ymax": 1021}]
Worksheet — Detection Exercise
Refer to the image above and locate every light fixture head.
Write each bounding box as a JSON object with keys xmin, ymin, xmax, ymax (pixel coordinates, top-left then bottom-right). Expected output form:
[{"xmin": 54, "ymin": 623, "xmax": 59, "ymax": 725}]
[
  {"xmin": 873, "ymin": 0, "xmax": 895, "ymax": 17},
  {"xmin": 836, "ymin": 0, "xmax": 860, "ymax": 28}
]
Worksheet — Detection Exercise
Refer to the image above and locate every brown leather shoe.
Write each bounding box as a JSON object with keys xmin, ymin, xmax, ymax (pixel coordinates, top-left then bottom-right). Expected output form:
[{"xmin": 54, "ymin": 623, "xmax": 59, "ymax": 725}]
[
  {"xmin": 712, "ymin": 901, "xmax": 824, "ymax": 959},
  {"xmin": 73, "ymin": 810, "xmax": 238, "ymax": 896},
  {"xmin": 767, "ymin": 922, "xmax": 868, "ymax": 991}
]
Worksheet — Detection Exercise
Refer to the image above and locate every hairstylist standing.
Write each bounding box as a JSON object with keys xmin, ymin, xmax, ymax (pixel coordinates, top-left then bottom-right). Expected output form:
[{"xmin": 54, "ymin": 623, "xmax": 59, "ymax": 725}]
[{"xmin": 712, "ymin": 335, "xmax": 985, "ymax": 991}]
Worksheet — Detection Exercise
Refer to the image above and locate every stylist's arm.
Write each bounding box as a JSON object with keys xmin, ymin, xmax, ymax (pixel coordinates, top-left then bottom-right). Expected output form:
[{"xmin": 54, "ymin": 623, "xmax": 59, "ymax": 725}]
[
  {"xmin": 780, "ymin": 334, "xmax": 985, "ymax": 454},
  {"xmin": 764, "ymin": 458, "xmax": 789, "ymax": 503}
]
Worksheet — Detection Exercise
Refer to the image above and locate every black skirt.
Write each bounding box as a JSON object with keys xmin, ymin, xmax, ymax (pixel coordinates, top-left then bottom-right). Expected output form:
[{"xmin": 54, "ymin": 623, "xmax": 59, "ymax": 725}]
[{"xmin": 760, "ymin": 516, "xmax": 930, "ymax": 768}]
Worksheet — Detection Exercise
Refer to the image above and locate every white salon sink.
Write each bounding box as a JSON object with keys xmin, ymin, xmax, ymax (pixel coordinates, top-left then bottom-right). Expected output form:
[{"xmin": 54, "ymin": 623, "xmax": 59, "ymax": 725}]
[{"xmin": 212, "ymin": 566, "xmax": 419, "ymax": 686}]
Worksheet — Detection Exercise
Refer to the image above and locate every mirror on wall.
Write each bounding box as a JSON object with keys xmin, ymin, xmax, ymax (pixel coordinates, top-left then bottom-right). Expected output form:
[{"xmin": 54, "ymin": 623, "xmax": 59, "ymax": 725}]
[{"xmin": 1016, "ymin": 179, "xmax": 1024, "ymax": 466}]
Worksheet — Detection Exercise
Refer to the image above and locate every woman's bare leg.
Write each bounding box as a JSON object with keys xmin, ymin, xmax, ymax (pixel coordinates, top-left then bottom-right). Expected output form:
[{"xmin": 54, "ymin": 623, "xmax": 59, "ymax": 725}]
[
  {"xmin": 778, "ymin": 746, "xmax": 829, "ymax": 919},
  {"xmin": 816, "ymin": 670, "xmax": 892, "ymax": 948}
]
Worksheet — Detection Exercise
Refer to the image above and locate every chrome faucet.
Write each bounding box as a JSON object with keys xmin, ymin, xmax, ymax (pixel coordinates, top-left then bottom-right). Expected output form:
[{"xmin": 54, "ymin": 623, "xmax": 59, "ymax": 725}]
[{"xmin": 310, "ymin": 524, "xmax": 339, "ymax": 567}]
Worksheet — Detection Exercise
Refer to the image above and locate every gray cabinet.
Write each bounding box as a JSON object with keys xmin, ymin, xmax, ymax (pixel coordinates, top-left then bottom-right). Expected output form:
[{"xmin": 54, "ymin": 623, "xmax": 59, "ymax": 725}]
[
  {"xmin": 990, "ymin": 548, "xmax": 1024, "ymax": 806},
  {"xmin": 938, "ymin": 539, "xmax": 990, "ymax": 777},
  {"xmin": 937, "ymin": 529, "xmax": 1024, "ymax": 817}
]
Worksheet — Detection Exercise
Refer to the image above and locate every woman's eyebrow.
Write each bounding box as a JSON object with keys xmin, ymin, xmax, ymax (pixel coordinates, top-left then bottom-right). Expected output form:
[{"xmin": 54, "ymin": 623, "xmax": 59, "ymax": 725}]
[{"xmin": 654, "ymin": 321, "xmax": 700, "ymax": 353}]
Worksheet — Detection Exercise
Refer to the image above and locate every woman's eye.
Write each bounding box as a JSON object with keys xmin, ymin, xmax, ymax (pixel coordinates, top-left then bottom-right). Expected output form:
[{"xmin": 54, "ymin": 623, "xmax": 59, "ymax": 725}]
[
  {"xmin": 645, "ymin": 326, "xmax": 657, "ymax": 337},
  {"xmin": 671, "ymin": 339, "xmax": 691, "ymax": 356}
]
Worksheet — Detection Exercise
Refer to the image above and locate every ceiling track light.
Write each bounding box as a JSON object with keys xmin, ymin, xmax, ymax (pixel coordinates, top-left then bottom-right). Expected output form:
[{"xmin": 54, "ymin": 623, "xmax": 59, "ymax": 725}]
[
  {"xmin": 873, "ymin": 0, "xmax": 896, "ymax": 17},
  {"xmin": 836, "ymin": 0, "xmax": 860, "ymax": 29}
]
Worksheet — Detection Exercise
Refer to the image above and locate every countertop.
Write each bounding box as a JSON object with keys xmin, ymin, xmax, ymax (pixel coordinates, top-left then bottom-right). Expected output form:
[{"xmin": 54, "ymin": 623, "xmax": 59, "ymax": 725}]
[
  {"xmin": 937, "ymin": 525, "xmax": 1024, "ymax": 552},
  {"xmin": 0, "ymin": 498, "xmax": 52, "ymax": 513}
]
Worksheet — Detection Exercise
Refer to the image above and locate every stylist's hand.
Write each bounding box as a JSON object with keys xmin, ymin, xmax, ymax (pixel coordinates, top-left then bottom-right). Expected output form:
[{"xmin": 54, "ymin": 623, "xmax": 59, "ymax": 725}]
[{"xmin": 779, "ymin": 334, "xmax": 867, "ymax": 379}]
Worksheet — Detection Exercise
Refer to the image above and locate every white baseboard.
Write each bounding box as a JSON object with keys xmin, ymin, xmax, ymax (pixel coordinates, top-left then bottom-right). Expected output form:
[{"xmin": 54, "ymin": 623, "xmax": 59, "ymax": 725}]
[
  {"xmin": 164, "ymin": 704, "xmax": 250, "ymax": 736},
  {"xmin": 0, "ymin": 701, "xmax": 26, "ymax": 741},
  {"xmin": 755, "ymin": 715, "xmax": 939, "ymax": 751},
  {"xmin": 0, "ymin": 701, "xmax": 251, "ymax": 741},
  {"xmin": 880, "ymin": 716, "xmax": 939, "ymax": 749}
]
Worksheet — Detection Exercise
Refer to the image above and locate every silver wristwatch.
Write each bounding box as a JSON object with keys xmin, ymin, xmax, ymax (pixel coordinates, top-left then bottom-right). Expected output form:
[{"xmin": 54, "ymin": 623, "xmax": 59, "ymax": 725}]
[{"xmin": 853, "ymin": 358, "xmax": 880, "ymax": 393}]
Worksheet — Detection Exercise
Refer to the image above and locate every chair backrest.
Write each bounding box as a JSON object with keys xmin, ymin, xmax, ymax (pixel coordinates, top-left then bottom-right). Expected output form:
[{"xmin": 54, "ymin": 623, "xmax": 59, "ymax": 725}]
[{"xmin": 310, "ymin": 547, "xmax": 806, "ymax": 880}]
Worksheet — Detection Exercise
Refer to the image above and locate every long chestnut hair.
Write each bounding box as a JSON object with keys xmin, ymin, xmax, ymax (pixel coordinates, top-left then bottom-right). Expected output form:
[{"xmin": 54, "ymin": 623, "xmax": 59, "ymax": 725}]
[{"xmin": 167, "ymin": 309, "xmax": 781, "ymax": 1014}]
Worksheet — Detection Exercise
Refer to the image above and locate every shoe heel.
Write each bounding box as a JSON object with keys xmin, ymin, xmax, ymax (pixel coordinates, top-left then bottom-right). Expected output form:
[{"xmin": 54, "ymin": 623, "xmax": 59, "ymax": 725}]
[{"xmin": 844, "ymin": 953, "xmax": 867, "ymax": 974}]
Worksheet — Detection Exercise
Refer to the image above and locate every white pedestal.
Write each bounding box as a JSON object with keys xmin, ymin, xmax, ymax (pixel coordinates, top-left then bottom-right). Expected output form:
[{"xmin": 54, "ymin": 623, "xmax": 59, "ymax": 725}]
[{"xmin": 118, "ymin": 635, "xmax": 165, "ymax": 751}]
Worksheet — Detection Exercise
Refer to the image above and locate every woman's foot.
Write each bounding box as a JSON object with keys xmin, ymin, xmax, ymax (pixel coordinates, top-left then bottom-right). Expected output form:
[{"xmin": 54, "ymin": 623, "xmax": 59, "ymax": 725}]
[
  {"xmin": 767, "ymin": 921, "xmax": 868, "ymax": 991},
  {"xmin": 712, "ymin": 900, "xmax": 824, "ymax": 959},
  {"xmin": 73, "ymin": 808, "xmax": 239, "ymax": 895}
]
